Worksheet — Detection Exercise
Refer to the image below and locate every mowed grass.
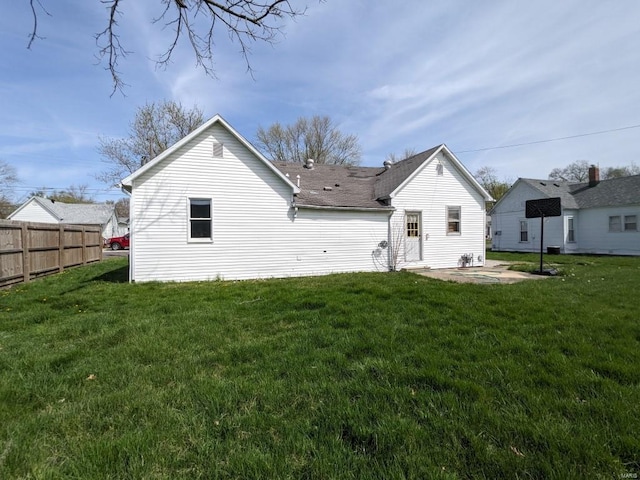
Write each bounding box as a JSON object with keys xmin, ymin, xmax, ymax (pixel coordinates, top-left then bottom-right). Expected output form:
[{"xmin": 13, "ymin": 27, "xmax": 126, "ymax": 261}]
[{"xmin": 0, "ymin": 254, "xmax": 639, "ymax": 479}]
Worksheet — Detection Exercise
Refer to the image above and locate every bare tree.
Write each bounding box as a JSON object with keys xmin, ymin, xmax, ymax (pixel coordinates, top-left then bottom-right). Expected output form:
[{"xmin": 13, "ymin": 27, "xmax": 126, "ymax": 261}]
[
  {"xmin": 256, "ymin": 115, "xmax": 362, "ymax": 165},
  {"xmin": 27, "ymin": 0, "xmax": 308, "ymax": 94},
  {"xmin": 474, "ymin": 166, "xmax": 511, "ymax": 203},
  {"xmin": 0, "ymin": 161, "xmax": 19, "ymax": 218},
  {"xmin": 385, "ymin": 149, "xmax": 417, "ymax": 164},
  {"xmin": 548, "ymin": 160, "xmax": 590, "ymax": 183},
  {"xmin": 29, "ymin": 185, "xmax": 95, "ymax": 203},
  {"xmin": 96, "ymin": 100, "xmax": 205, "ymax": 187}
]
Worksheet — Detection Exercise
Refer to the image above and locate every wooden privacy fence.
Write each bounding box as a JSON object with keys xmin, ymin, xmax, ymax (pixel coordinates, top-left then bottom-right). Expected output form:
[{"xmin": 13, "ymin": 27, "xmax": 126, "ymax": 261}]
[{"xmin": 0, "ymin": 220, "xmax": 102, "ymax": 288}]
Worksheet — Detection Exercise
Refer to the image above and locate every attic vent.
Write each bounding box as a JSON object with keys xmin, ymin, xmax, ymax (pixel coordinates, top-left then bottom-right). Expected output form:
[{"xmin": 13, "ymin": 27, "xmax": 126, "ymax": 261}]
[
  {"xmin": 553, "ymin": 183, "xmax": 560, "ymax": 187},
  {"xmin": 540, "ymin": 182, "xmax": 547, "ymax": 186},
  {"xmin": 213, "ymin": 142, "xmax": 223, "ymax": 158},
  {"xmin": 436, "ymin": 163, "xmax": 444, "ymax": 176},
  {"xmin": 323, "ymin": 186, "xmax": 333, "ymax": 191}
]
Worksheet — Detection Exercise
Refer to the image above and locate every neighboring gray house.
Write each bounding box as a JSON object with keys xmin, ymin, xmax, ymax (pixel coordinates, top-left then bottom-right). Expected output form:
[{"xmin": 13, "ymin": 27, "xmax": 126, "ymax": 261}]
[
  {"xmin": 491, "ymin": 166, "xmax": 640, "ymax": 255},
  {"xmin": 8, "ymin": 196, "xmax": 120, "ymax": 239},
  {"xmin": 121, "ymin": 115, "xmax": 492, "ymax": 282}
]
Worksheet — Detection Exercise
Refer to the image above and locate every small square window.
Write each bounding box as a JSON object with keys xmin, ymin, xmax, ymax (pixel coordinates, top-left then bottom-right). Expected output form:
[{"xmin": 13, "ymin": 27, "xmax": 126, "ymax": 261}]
[{"xmin": 624, "ymin": 215, "xmax": 637, "ymax": 232}]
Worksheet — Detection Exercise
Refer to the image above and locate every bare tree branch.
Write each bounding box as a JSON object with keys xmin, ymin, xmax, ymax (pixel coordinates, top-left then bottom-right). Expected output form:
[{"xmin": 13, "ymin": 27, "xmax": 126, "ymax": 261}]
[
  {"xmin": 28, "ymin": 1, "xmax": 310, "ymax": 94},
  {"xmin": 28, "ymin": 0, "xmax": 51, "ymax": 49}
]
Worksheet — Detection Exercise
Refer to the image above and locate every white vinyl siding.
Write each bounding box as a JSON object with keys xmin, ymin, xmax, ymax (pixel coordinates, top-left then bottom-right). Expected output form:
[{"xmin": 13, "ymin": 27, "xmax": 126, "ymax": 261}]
[
  {"xmin": 129, "ymin": 123, "xmax": 390, "ymax": 282},
  {"xmin": 9, "ymin": 200, "xmax": 58, "ymax": 224},
  {"xmin": 390, "ymin": 151, "xmax": 487, "ymax": 270}
]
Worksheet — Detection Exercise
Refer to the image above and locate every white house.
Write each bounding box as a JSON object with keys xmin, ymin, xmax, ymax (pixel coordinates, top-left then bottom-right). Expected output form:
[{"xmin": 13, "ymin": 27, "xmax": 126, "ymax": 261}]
[
  {"xmin": 8, "ymin": 197, "xmax": 120, "ymax": 239},
  {"xmin": 120, "ymin": 115, "xmax": 492, "ymax": 282},
  {"xmin": 490, "ymin": 166, "xmax": 640, "ymax": 255}
]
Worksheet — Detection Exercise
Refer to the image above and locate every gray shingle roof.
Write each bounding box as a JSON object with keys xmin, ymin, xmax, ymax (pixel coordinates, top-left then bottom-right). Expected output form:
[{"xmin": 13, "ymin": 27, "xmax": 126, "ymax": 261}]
[
  {"xmin": 519, "ymin": 175, "xmax": 640, "ymax": 209},
  {"xmin": 373, "ymin": 146, "xmax": 441, "ymax": 199},
  {"xmin": 273, "ymin": 146, "xmax": 442, "ymax": 210},
  {"xmin": 273, "ymin": 162, "xmax": 389, "ymax": 209},
  {"xmin": 34, "ymin": 197, "xmax": 115, "ymax": 225}
]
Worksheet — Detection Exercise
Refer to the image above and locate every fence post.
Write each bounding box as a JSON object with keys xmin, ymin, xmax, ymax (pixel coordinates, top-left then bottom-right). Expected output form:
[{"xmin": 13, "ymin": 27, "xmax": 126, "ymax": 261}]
[
  {"xmin": 21, "ymin": 223, "xmax": 30, "ymax": 283},
  {"xmin": 59, "ymin": 225, "xmax": 65, "ymax": 274},
  {"xmin": 82, "ymin": 227, "xmax": 87, "ymax": 265}
]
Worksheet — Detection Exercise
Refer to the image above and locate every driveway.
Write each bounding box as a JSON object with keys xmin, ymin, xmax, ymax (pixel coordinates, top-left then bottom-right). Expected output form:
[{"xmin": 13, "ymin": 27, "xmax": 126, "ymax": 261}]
[{"xmin": 409, "ymin": 260, "xmax": 551, "ymax": 285}]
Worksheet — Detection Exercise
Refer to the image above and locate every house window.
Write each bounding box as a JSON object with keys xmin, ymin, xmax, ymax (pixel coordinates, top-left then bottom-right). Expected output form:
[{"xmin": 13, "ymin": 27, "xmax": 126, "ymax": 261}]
[
  {"xmin": 520, "ymin": 220, "xmax": 528, "ymax": 242},
  {"xmin": 406, "ymin": 213, "xmax": 420, "ymax": 237},
  {"xmin": 609, "ymin": 216, "xmax": 622, "ymax": 232},
  {"xmin": 567, "ymin": 217, "xmax": 575, "ymax": 242},
  {"xmin": 213, "ymin": 142, "xmax": 223, "ymax": 158},
  {"xmin": 624, "ymin": 215, "xmax": 637, "ymax": 231},
  {"xmin": 447, "ymin": 206, "xmax": 461, "ymax": 234},
  {"xmin": 189, "ymin": 198, "xmax": 212, "ymax": 240}
]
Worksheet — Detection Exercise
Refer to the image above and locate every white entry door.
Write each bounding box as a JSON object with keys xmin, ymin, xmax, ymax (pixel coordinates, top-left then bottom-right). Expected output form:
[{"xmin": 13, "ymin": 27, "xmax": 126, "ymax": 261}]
[{"xmin": 405, "ymin": 212, "xmax": 422, "ymax": 262}]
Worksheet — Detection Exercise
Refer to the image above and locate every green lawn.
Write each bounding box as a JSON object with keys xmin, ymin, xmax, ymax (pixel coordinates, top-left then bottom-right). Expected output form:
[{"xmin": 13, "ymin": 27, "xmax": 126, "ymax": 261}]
[{"xmin": 1, "ymin": 254, "xmax": 639, "ymax": 479}]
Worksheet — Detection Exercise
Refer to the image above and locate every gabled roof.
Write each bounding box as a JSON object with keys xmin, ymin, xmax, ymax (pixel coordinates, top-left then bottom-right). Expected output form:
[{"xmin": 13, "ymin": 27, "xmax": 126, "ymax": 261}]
[
  {"xmin": 502, "ymin": 175, "xmax": 640, "ymax": 212},
  {"xmin": 274, "ymin": 144, "xmax": 492, "ymax": 210},
  {"xmin": 373, "ymin": 146, "xmax": 440, "ymax": 199},
  {"xmin": 9, "ymin": 197, "xmax": 115, "ymax": 225},
  {"xmin": 120, "ymin": 114, "xmax": 299, "ymax": 194},
  {"xmin": 517, "ymin": 179, "xmax": 580, "ymax": 209}
]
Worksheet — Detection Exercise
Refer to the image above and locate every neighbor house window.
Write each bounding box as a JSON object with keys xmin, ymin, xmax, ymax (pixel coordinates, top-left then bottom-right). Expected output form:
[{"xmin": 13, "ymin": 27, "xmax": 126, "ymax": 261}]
[
  {"xmin": 520, "ymin": 220, "xmax": 528, "ymax": 242},
  {"xmin": 609, "ymin": 216, "xmax": 622, "ymax": 232},
  {"xmin": 567, "ymin": 217, "xmax": 575, "ymax": 242},
  {"xmin": 189, "ymin": 198, "xmax": 212, "ymax": 240},
  {"xmin": 447, "ymin": 206, "xmax": 461, "ymax": 234},
  {"xmin": 624, "ymin": 215, "xmax": 637, "ymax": 231}
]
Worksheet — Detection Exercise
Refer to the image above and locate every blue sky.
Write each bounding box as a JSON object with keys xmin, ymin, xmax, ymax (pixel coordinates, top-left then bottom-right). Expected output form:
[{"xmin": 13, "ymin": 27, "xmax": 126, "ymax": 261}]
[{"xmin": 2, "ymin": 0, "xmax": 640, "ymax": 203}]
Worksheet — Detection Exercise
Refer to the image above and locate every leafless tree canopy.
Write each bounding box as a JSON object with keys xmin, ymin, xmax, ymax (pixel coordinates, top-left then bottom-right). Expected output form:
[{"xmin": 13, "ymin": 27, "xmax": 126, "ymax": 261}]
[
  {"xmin": 29, "ymin": 184, "xmax": 95, "ymax": 203},
  {"xmin": 256, "ymin": 115, "xmax": 362, "ymax": 166},
  {"xmin": 385, "ymin": 149, "xmax": 417, "ymax": 164},
  {"xmin": 0, "ymin": 161, "xmax": 19, "ymax": 218},
  {"xmin": 549, "ymin": 160, "xmax": 640, "ymax": 183},
  {"xmin": 96, "ymin": 100, "xmax": 205, "ymax": 187},
  {"xmin": 28, "ymin": 0, "xmax": 306, "ymax": 94}
]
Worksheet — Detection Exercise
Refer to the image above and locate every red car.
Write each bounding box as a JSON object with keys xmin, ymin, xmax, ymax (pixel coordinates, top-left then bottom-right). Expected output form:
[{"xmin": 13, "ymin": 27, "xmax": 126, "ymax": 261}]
[{"xmin": 106, "ymin": 233, "xmax": 130, "ymax": 250}]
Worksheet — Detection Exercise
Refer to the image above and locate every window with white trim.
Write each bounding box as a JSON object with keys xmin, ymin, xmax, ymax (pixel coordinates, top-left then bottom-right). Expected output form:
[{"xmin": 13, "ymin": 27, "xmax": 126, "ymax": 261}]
[
  {"xmin": 447, "ymin": 206, "xmax": 461, "ymax": 234},
  {"xmin": 189, "ymin": 198, "xmax": 212, "ymax": 240},
  {"xmin": 567, "ymin": 217, "xmax": 575, "ymax": 242},
  {"xmin": 519, "ymin": 220, "xmax": 528, "ymax": 242},
  {"xmin": 624, "ymin": 215, "xmax": 637, "ymax": 231}
]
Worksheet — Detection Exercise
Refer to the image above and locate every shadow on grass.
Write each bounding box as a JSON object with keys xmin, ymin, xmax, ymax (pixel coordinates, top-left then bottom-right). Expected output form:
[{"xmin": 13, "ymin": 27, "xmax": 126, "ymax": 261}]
[{"xmin": 94, "ymin": 264, "xmax": 129, "ymax": 283}]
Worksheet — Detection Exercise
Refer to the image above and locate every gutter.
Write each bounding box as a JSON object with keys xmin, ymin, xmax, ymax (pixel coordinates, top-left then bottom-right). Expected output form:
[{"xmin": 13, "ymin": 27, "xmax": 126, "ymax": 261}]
[{"xmin": 293, "ymin": 203, "xmax": 395, "ymax": 213}]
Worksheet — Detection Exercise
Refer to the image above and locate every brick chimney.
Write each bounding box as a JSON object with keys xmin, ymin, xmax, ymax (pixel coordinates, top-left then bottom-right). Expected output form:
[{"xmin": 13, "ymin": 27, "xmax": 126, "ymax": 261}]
[{"xmin": 588, "ymin": 165, "xmax": 600, "ymax": 187}]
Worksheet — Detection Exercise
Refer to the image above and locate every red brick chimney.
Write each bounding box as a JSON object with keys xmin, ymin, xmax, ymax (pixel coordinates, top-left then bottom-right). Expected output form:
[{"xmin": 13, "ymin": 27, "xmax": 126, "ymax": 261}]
[{"xmin": 588, "ymin": 165, "xmax": 600, "ymax": 187}]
